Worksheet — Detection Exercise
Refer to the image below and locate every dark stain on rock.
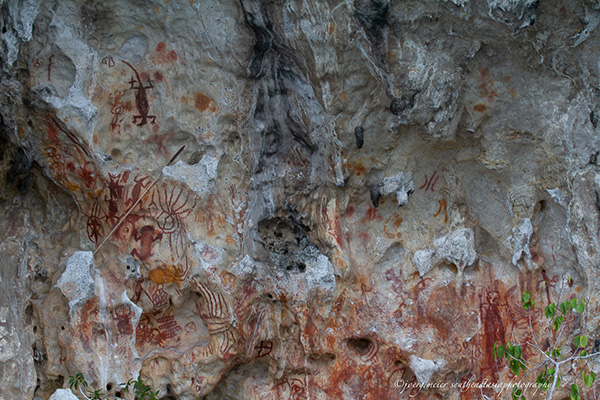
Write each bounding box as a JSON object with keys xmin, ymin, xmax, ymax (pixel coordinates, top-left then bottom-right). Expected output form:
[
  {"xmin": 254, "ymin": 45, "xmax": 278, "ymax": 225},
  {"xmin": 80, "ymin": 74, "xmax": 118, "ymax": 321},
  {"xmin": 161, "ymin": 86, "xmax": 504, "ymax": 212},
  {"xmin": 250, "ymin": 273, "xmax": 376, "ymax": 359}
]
[
  {"xmin": 354, "ymin": 126, "xmax": 364, "ymax": 149},
  {"xmin": 353, "ymin": 0, "xmax": 389, "ymax": 44},
  {"xmin": 240, "ymin": 0, "xmax": 317, "ymax": 169},
  {"xmin": 390, "ymin": 94, "xmax": 415, "ymax": 116},
  {"xmin": 6, "ymin": 147, "xmax": 33, "ymax": 194},
  {"xmin": 370, "ymin": 184, "xmax": 382, "ymax": 207},
  {"xmin": 590, "ymin": 110, "xmax": 598, "ymax": 129},
  {"xmin": 589, "ymin": 151, "xmax": 599, "ymax": 165},
  {"xmin": 241, "ymin": 0, "xmax": 275, "ymax": 79}
]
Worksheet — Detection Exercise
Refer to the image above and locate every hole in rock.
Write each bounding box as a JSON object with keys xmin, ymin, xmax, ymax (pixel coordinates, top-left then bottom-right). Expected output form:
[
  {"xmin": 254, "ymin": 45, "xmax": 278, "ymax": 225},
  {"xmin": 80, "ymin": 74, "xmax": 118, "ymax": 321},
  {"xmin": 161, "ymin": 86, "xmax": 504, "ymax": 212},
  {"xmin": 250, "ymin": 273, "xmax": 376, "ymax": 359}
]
[
  {"xmin": 346, "ymin": 337, "xmax": 373, "ymax": 355},
  {"xmin": 106, "ymin": 383, "xmax": 112, "ymax": 391},
  {"xmin": 286, "ymin": 261, "xmax": 306, "ymax": 273}
]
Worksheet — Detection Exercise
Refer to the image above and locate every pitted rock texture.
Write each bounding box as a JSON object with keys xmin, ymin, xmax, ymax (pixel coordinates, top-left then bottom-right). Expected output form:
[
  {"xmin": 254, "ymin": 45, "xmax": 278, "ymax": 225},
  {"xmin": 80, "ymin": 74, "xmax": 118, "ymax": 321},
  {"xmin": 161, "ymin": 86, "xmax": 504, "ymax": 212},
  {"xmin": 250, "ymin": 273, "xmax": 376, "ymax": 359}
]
[{"xmin": 1, "ymin": 0, "xmax": 600, "ymax": 399}]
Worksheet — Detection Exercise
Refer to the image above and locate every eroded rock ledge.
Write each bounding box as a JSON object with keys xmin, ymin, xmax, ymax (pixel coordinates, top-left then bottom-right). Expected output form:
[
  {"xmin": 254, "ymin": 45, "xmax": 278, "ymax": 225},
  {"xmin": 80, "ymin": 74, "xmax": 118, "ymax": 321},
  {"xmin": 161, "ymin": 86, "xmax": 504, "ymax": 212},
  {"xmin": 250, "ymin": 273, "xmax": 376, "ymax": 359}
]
[{"xmin": 1, "ymin": 0, "xmax": 600, "ymax": 399}]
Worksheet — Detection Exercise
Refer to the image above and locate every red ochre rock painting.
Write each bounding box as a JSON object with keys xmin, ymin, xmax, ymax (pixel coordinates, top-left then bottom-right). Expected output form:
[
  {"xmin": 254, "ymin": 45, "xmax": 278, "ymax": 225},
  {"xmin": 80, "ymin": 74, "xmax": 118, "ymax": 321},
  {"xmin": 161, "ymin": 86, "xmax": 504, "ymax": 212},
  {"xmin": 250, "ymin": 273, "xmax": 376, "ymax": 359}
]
[{"xmin": 4, "ymin": 3, "xmax": 599, "ymax": 400}]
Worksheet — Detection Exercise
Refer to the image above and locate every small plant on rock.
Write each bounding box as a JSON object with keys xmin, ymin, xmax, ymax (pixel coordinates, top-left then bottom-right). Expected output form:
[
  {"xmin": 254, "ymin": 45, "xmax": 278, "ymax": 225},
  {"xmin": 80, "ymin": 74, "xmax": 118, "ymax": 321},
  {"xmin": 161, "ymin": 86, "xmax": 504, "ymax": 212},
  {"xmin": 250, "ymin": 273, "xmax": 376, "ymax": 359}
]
[
  {"xmin": 494, "ymin": 276, "xmax": 600, "ymax": 400},
  {"xmin": 68, "ymin": 373, "xmax": 159, "ymax": 400}
]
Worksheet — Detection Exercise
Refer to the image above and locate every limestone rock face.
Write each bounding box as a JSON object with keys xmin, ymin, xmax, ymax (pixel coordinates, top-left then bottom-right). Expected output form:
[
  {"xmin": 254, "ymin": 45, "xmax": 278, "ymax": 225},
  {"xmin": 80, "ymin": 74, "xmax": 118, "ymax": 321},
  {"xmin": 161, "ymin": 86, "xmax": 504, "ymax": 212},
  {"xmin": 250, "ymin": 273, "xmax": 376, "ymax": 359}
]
[{"xmin": 2, "ymin": 0, "xmax": 600, "ymax": 399}]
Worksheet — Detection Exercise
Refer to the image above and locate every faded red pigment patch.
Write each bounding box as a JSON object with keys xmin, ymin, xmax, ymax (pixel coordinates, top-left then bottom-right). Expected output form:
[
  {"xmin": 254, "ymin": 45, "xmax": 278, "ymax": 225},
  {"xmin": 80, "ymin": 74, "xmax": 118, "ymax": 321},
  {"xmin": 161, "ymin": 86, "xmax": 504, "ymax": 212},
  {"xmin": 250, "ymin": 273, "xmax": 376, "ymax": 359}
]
[
  {"xmin": 473, "ymin": 103, "xmax": 488, "ymax": 112},
  {"xmin": 150, "ymin": 42, "xmax": 179, "ymax": 64},
  {"xmin": 194, "ymin": 93, "xmax": 216, "ymax": 112}
]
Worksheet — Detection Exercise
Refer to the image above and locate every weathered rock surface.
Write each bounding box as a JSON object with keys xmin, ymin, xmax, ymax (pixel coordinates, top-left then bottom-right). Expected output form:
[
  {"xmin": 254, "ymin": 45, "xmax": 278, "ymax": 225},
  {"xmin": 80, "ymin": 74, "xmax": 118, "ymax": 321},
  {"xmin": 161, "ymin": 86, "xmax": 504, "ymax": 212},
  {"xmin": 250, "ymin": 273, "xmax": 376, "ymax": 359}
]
[{"xmin": 1, "ymin": 0, "xmax": 600, "ymax": 399}]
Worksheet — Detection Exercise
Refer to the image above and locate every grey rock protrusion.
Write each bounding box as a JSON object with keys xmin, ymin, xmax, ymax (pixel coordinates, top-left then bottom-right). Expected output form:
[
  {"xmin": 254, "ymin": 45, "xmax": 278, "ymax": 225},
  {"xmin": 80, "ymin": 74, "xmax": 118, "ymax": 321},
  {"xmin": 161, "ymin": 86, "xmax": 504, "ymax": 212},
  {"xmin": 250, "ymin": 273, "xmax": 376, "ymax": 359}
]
[{"xmin": 370, "ymin": 172, "xmax": 415, "ymax": 207}]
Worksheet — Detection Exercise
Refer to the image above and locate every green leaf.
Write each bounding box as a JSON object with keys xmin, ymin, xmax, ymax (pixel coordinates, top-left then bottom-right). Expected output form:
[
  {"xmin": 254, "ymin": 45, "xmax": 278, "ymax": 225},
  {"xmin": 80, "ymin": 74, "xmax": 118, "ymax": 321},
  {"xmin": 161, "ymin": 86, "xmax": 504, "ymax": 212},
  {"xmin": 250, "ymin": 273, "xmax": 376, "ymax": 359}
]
[
  {"xmin": 572, "ymin": 383, "xmax": 580, "ymax": 394},
  {"xmin": 568, "ymin": 275, "xmax": 572, "ymax": 284},
  {"xmin": 511, "ymin": 386, "xmax": 522, "ymax": 400},
  {"xmin": 510, "ymin": 359, "xmax": 521, "ymax": 375},
  {"xmin": 575, "ymin": 335, "xmax": 588, "ymax": 348},
  {"xmin": 576, "ymin": 299, "xmax": 585, "ymax": 313},
  {"xmin": 505, "ymin": 342, "xmax": 513, "ymax": 356},
  {"xmin": 583, "ymin": 371, "xmax": 596, "ymax": 388},
  {"xmin": 88, "ymin": 389, "xmax": 104, "ymax": 400},
  {"xmin": 545, "ymin": 303, "xmax": 556, "ymax": 318},
  {"xmin": 494, "ymin": 342, "xmax": 505, "ymax": 360},
  {"xmin": 560, "ymin": 301, "xmax": 568, "ymax": 314},
  {"xmin": 552, "ymin": 315, "xmax": 563, "ymax": 331},
  {"xmin": 522, "ymin": 292, "xmax": 531, "ymax": 303},
  {"xmin": 514, "ymin": 345, "xmax": 523, "ymax": 359},
  {"xmin": 551, "ymin": 347, "xmax": 562, "ymax": 359},
  {"xmin": 581, "ymin": 350, "xmax": 588, "ymax": 357},
  {"xmin": 571, "ymin": 298, "xmax": 578, "ymax": 309}
]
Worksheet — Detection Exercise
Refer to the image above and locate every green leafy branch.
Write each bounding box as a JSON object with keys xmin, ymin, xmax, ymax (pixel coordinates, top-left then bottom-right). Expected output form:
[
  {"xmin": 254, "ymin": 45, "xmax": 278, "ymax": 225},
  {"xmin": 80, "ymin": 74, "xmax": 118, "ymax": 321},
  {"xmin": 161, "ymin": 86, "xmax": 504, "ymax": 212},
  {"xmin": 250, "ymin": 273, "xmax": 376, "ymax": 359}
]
[
  {"xmin": 494, "ymin": 279, "xmax": 600, "ymax": 400},
  {"xmin": 68, "ymin": 373, "xmax": 159, "ymax": 400}
]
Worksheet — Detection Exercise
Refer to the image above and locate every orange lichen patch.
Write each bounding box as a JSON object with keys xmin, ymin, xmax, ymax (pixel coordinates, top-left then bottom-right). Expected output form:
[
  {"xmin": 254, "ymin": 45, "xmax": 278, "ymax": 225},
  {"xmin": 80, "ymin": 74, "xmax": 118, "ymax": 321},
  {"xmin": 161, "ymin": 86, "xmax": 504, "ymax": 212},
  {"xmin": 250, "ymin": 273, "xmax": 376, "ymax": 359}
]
[
  {"xmin": 340, "ymin": 92, "xmax": 346, "ymax": 100},
  {"xmin": 66, "ymin": 181, "xmax": 80, "ymax": 192},
  {"xmin": 509, "ymin": 87, "xmax": 518, "ymax": 98},
  {"xmin": 473, "ymin": 103, "xmax": 488, "ymax": 112},
  {"xmin": 194, "ymin": 93, "xmax": 217, "ymax": 113},
  {"xmin": 148, "ymin": 264, "xmax": 187, "ymax": 287},
  {"xmin": 327, "ymin": 22, "xmax": 335, "ymax": 36},
  {"xmin": 181, "ymin": 96, "xmax": 188, "ymax": 105}
]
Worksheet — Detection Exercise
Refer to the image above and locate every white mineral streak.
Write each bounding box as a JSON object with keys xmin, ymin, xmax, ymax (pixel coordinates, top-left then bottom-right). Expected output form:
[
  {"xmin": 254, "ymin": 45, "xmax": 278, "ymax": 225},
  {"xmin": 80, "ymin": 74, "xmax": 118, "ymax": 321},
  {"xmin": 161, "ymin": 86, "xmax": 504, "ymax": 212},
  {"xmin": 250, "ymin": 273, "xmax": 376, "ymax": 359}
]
[
  {"xmin": 163, "ymin": 154, "xmax": 219, "ymax": 197},
  {"xmin": 409, "ymin": 355, "xmax": 447, "ymax": 385},
  {"xmin": 48, "ymin": 389, "xmax": 79, "ymax": 400},
  {"xmin": 380, "ymin": 172, "xmax": 415, "ymax": 207},
  {"xmin": 413, "ymin": 228, "xmax": 477, "ymax": 277},
  {"xmin": 511, "ymin": 218, "xmax": 534, "ymax": 268},
  {"xmin": 56, "ymin": 251, "xmax": 95, "ymax": 309}
]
